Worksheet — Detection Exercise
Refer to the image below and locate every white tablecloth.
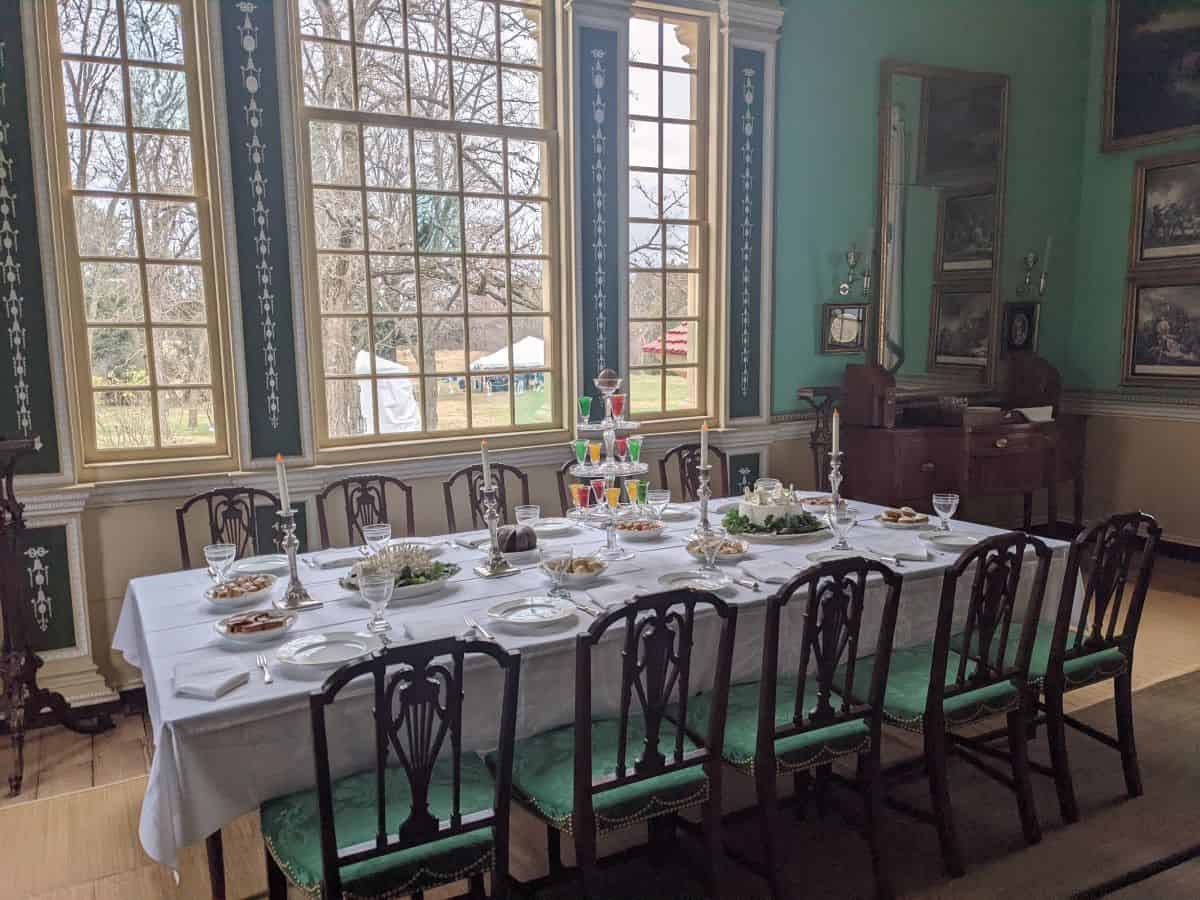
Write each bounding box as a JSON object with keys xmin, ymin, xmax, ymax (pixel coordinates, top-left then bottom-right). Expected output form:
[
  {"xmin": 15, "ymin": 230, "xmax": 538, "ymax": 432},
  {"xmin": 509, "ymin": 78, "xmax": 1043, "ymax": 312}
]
[{"xmin": 112, "ymin": 500, "xmax": 1070, "ymax": 868}]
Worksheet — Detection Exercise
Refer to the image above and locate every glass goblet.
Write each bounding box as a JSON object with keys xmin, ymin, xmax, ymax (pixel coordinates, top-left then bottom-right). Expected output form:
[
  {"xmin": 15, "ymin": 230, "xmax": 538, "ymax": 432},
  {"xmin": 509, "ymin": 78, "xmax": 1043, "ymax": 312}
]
[
  {"xmin": 540, "ymin": 547, "xmax": 573, "ymax": 599},
  {"xmin": 696, "ymin": 526, "xmax": 726, "ymax": 573},
  {"xmin": 827, "ymin": 506, "xmax": 856, "ymax": 551},
  {"xmin": 932, "ymin": 493, "xmax": 960, "ymax": 532},
  {"xmin": 362, "ymin": 522, "xmax": 392, "ymax": 557},
  {"xmin": 358, "ymin": 572, "xmax": 395, "ymax": 634},
  {"xmin": 203, "ymin": 543, "xmax": 237, "ymax": 583},
  {"xmin": 515, "ymin": 504, "xmax": 541, "ymax": 528},
  {"xmin": 646, "ymin": 489, "xmax": 671, "ymax": 520}
]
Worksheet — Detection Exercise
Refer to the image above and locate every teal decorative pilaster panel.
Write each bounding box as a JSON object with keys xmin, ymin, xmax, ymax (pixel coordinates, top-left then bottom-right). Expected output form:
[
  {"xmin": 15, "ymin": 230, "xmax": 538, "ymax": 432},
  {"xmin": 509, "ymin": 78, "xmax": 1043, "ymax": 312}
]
[
  {"xmin": 577, "ymin": 26, "xmax": 620, "ymax": 407},
  {"xmin": 728, "ymin": 452, "xmax": 762, "ymax": 496},
  {"xmin": 0, "ymin": 1, "xmax": 61, "ymax": 475},
  {"xmin": 21, "ymin": 525, "xmax": 75, "ymax": 654},
  {"xmin": 221, "ymin": 1, "xmax": 302, "ymax": 459},
  {"xmin": 728, "ymin": 47, "xmax": 765, "ymax": 420}
]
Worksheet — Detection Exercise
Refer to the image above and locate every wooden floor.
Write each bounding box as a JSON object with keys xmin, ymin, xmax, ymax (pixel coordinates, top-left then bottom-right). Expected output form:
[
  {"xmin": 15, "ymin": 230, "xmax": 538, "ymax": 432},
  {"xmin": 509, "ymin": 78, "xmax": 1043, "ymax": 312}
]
[{"xmin": 2, "ymin": 557, "xmax": 1196, "ymax": 899}]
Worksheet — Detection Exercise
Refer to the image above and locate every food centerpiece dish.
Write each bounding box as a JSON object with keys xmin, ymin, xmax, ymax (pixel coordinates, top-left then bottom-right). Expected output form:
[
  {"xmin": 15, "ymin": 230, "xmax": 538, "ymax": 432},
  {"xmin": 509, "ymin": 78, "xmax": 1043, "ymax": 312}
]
[
  {"xmin": 722, "ymin": 508, "xmax": 830, "ymax": 543},
  {"xmin": 340, "ymin": 543, "xmax": 460, "ymax": 602}
]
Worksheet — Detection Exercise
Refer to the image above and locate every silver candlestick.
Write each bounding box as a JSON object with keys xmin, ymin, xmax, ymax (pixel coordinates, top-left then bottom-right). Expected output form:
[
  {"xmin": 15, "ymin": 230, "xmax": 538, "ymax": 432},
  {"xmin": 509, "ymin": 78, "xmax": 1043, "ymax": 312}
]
[
  {"xmin": 692, "ymin": 463, "xmax": 714, "ymax": 538},
  {"xmin": 274, "ymin": 508, "xmax": 321, "ymax": 610},
  {"xmin": 473, "ymin": 484, "xmax": 516, "ymax": 578},
  {"xmin": 827, "ymin": 451, "xmax": 852, "ymax": 552}
]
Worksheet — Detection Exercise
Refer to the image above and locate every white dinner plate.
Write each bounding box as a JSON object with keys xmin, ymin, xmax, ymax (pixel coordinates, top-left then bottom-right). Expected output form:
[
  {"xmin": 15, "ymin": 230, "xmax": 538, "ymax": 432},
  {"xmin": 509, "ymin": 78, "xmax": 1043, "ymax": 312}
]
[
  {"xmin": 615, "ymin": 522, "xmax": 667, "ymax": 542},
  {"xmin": 229, "ymin": 554, "xmax": 290, "ymax": 576},
  {"xmin": 660, "ymin": 504, "xmax": 695, "ymax": 521},
  {"xmin": 919, "ymin": 531, "xmax": 979, "ymax": 550},
  {"xmin": 487, "ymin": 596, "xmax": 576, "ymax": 628},
  {"xmin": 738, "ymin": 527, "xmax": 832, "ymax": 545},
  {"xmin": 874, "ymin": 516, "xmax": 931, "ymax": 529},
  {"xmin": 532, "ymin": 517, "xmax": 575, "ymax": 537},
  {"xmin": 276, "ymin": 631, "xmax": 382, "ymax": 673},
  {"xmin": 213, "ymin": 610, "xmax": 297, "ymax": 645},
  {"xmin": 204, "ymin": 574, "xmax": 278, "ymax": 610},
  {"xmin": 658, "ymin": 570, "xmax": 733, "ymax": 591}
]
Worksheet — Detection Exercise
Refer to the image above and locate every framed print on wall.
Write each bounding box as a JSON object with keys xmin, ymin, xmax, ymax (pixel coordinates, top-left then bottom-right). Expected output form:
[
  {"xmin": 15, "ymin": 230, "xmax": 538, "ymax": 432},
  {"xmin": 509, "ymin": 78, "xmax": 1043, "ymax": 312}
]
[
  {"xmin": 936, "ymin": 187, "xmax": 996, "ymax": 275},
  {"xmin": 1130, "ymin": 150, "xmax": 1200, "ymax": 270},
  {"xmin": 917, "ymin": 75, "xmax": 1007, "ymax": 184},
  {"xmin": 1122, "ymin": 273, "xmax": 1200, "ymax": 386},
  {"xmin": 1103, "ymin": 0, "xmax": 1200, "ymax": 152},
  {"xmin": 820, "ymin": 303, "xmax": 869, "ymax": 354},
  {"xmin": 1002, "ymin": 302, "xmax": 1040, "ymax": 355},
  {"xmin": 929, "ymin": 284, "xmax": 993, "ymax": 370}
]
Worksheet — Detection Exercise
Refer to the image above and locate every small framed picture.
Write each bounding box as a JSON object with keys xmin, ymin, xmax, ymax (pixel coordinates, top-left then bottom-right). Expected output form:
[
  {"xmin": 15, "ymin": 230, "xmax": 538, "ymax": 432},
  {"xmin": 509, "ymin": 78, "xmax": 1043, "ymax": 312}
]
[
  {"xmin": 1130, "ymin": 150, "xmax": 1200, "ymax": 271},
  {"xmin": 1002, "ymin": 302, "xmax": 1040, "ymax": 355},
  {"xmin": 936, "ymin": 187, "xmax": 997, "ymax": 275},
  {"xmin": 929, "ymin": 285, "xmax": 993, "ymax": 370},
  {"xmin": 1122, "ymin": 273, "xmax": 1200, "ymax": 386},
  {"xmin": 820, "ymin": 303, "xmax": 869, "ymax": 354}
]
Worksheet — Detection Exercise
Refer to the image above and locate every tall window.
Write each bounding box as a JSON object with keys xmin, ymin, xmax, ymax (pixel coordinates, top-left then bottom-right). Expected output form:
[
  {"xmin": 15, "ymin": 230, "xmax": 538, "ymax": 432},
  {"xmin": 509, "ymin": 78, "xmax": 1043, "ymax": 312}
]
[
  {"xmin": 627, "ymin": 12, "xmax": 705, "ymax": 419},
  {"xmin": 295, "ymin": 0, "xmax": 558, "ymax": 446},
  {"xmin": 48, "ymin": 0, "xmax": 229, "ymax": 460}
]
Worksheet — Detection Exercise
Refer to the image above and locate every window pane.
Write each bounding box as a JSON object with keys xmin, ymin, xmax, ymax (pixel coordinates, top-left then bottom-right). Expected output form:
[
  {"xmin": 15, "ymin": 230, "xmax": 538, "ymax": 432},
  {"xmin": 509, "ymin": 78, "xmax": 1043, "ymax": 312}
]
[
  {"xmin": 130, "ymin": 67, "xmax": 190, "ymax": 129},
  {"xmin": 355, "ymin": 0, "xmax": 403, "ymax": 45},
  {"xmin": 376, "ymin": 377, "xmax": 423, "ymax": 433},
  {"xmin": 466, "ymin": 257, "xmax": 506, "ymax": 312},
  {"xmin": 313, "ymin": 188, "xmax": 364, "ymax": 250},
  {"xmin": 366, "ymin": 192, "xmax": 414, "ymax": 252},
  {"xmin": 408, "ymin": 55, "xmax": 451, "ymax": 119},
  {"xmin": 500, "ymin": 68, "xmax": 540, "ymax": 126},
  {"xmin": 82, "ymin": 262, "xmax": 143, "ymax": 323},
  {"xmin": 453, "ymin": 62, "xmax": 498, "ymax": 124},
  {"xmin": 318, "ymin": 254, "xmax": 368, "ymax": 313},
  {"xmin": 629, "ymin": 18, "xmax": 658, "ymax": 64},
  {"xmin": 662, "ymin": 123, "xmax": 694, "ymax": 169},
  {"xmin": 664, "ymin": 223, "xmax": 695, "ymax": 268},
  {"xmin": 363, "ymin": 126, "xmax": 410, "ymax": 188},
  {"xmin": 301, "ymin": 40, "xmax": 354, "ymax": 109},
  {"xmin": 69, "ymin": 128, "xmax": 129, "ymax": 191},
  {"xmin": 629, "ymin": 222, "xmax": 661, "ymax": 269},
  {"xmin": 94, "ymin": 390, "xmax": 154, "ymax": 448},
  {"xmin": 414, "ymin": 131, "xmax": 459, "ymax": 189},
  {"xmin": 371, "ymin": 254, "xmax": 417, "ymax": 313},
  {"xmin": 62, "ymin": 61, "xmax": 125, "ymax": 125},
  {"xmin": 126, "ymin": 1, "xmax": 185, "ymax": 64},
  {"xmin": 662, "ymin": 20, "xmax": 698, "ymax": 68},
  {"xmin": 407, "ymin": 0, "xmax": 450, "ymax": 53},
  {"xmin": 665, "ymin": 319, "xmax": 699, "ymax": 364},
  {"xmin": 510, "ymin": 315, "xmax": 549, "ymax": 367},
  {"xmin": 423, "ymin": 317, "xmax": 465, "ymax": 371},
  {"xmin": 419, "ymin": 256, "xmax": 463, "ymax": 312},
  {"xmin": 147, "ymin": 264, "xmax": 205, "ymax": 322},
  {"xmin": 515, "ymin": 370, "xmax": 551, "ymax": 424},
  {"xmin": 300, "ymin": 0, "xmax": 350, "ymax": 38},
  {"xmin": 665, "ymin": 271, "xmax": 698, "ymax": 316},
  {"xmin": 89, "ymin": 327, "xmax": 148, "ymax": 385},
  {"xmin": 60, "ymin": 0, "xmax": 121, "ymax": 56},
  {"xmin": 374, "ymin": 317, "xmax": 420, "ymax": 371},
  {"xmin": 322, "ymin": 317, "xmax": 370, "ymax": 375},
  {"xmin": 75, "ymin": 196, "xmax": 136, "ymax": 257},
  {"xmin": 471, "ymin": 374, "xmax": 511, "ymax": 428},
  {"xmin": 661, "ymin": 172, "xmax": 693, "ymax": 220},
  {"xmin": 499, "ymin": 6, "xmax": 540, "ymax": 65},
  {"xmin": 629, "ymin": 67, "xmax": 657, "ymax": 117},
  {"xmin": 464, "ymin": 197, "xmax": 505, "ymax": 252},
  {"xmin": 630, "ymin": 170, "xmax": 659, "ymax": 218},
  {"xmin": 415, "ymin": 196, "xmax": 462, "ymax": 252},
  {"xmin": 134, "ymin": 134, "xmax": 194, "ymax": 195},
  {"xmin": 662, "ymin": 71, "xmax": 695, "ymax": 120},
  {"xmin": 508, "ymin": 200, "xmax": 544, "ymax": 254},
  {"xmin": 423, "ymin": 376, "xmax": 466, "ymax": 431},
  {"xmin": 140, "ymin": 199, "xmax": 201, "ymax": 259},
  {"xmin": 158, "ymin": 388, "xmax": 216, "ymax": 445},
  {"xmin": 509, "ymin": 257, "xmax": 548, "ymax": 312},
  {"xmin": 629, "ymin": 272, "xmax": 661, "ymax": 319},
  {"xmin": 309, "ymin": 121, "xmax": 362, "ymax": 186},
  {"xmin": 468, "ymin": 316, "xmax": 509, "ymax": 368},
  {"xmin": 462, "ymin": 135, "xmax": 504, "ymax": 193},
  {"xmin": 629, "ymin": 321, "xmax": 662, "ymax": 367},
  {"xmin": 629, "ymin": 120, "xmax": 658, "ymax": 168},
  {"xmin": 665, "ymin": 367, "xmax": 699, "ymax": 411},
  {"xmin": 452, "ymin": 0, "xmax": 498, "ymax": 59},
  {"xmin": 326, "ymin": 379, "xmax": 373, "ymax": 437},
  {"xmin": 153, "ymin": 327, "xmax": 211, "ymax": 384},
  {"xmin": 630, "ymin": 369, "xmax": 662, "ymax": 415},
  {"xmin": 358, "ymin": 48, "xmax": 408, "ymax": 115},
  {"xmin": 507, "ymin": 139, "xmax": 544, "ymax": 196}
]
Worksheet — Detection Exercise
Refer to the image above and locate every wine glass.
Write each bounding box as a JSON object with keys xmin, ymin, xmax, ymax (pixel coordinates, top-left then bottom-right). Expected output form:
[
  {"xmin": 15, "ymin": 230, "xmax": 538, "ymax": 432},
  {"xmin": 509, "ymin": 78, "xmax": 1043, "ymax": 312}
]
[
  {"xmin": 932, "ymin": 493, "xmax": 960, "ymax": 532},
  {"xmin": 569, "ymin": 483, "xmax": 586, "ymax": 518},
  {"xmin": 578, "ymin": 395, "xmax": 592, "ymax": 423},
  {"xmin": 695, "ymin": 526, "xmax": 727, "ymax": 573},
  {"xmin": 827, "ymin": 506, "xmax": 856, "ymax": 551},
  {"xmin": 614, "ymin": 436, "xmax": 629, "ymax": 465},
  {"xmin": 362, "ymin": 522, "xmax": 392, "ymax": 557},
  {"xmin": 358, "ymin": 572, "xmax": 395, "ymax": 634},
  {"xmin": 588, "ymin": 442, "xmax": 601, "ymax": 465},
  {"xmin": 203, "ymin": 543, "xmax": 236, "ymax": 583},
  {"xmin": 611, "ymin": 393, "xmax": 627, "ymax": 422},
  {"xmin": 646, "ymin": 489, "xmax": 671, "ymax": 520},
  {"xmin": 540, "ymin": 547, "xmax": 573, "ymax": 599},
  {"xmin": 572, "ymin": 439, "xmax": 588, "ymax": 465},
  {"xmin": 515, "ymin": 504, "xmax": 541, "ymax": 528},
  {"xmin": 627, "ymin": 436, "xmax": 643, "ymax": 464}
]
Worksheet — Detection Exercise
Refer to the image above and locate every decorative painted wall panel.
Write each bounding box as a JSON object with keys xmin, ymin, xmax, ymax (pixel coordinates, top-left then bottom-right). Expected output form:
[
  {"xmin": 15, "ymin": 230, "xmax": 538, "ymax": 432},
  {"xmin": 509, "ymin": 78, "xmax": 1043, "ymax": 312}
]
[
  {"xmin": 220, "ymin": 0, "xmax": 302, "ymax": 459},
  {"xmin": 21, "ymin": 524, "xmax": 75, "ymax": 654},
  {"xmin": 728, "ymin": 451, "xmax": 762, "ymax": 495},
  {"xmin": 728, "ymin": 47, "xmax": 765, "ymax": 420},
  {"xmin": 0, "ymin": 1, "xmax": 60, "ymax": 475}
]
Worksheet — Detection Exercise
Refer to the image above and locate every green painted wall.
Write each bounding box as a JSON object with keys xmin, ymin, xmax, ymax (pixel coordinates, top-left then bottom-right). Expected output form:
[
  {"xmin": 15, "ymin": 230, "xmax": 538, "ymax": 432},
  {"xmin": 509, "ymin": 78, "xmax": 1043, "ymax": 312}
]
[
  {"xmin": 1066, "ymin": 0, "xmax": 1200, "ymax": 391},
  {"xmin": 771, "ymin": 0, "xmax": 1093, "ymax": 413}
]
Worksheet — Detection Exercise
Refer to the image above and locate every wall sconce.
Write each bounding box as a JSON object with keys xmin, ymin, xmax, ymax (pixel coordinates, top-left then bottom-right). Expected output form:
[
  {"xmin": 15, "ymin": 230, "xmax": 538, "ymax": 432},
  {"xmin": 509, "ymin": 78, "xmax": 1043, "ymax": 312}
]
[
  {"xmin": 1017, "ymin": 236, "xmax": 1052, "ymax": 298},
  {"xmin": 838, "ymin": 245, "xmax": 872, "ymax": 298}
]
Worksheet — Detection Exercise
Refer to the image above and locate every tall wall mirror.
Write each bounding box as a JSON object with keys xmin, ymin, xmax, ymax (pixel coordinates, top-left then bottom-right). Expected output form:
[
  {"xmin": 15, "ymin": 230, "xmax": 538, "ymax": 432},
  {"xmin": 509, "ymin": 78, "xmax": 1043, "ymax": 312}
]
[{"xmin": 873, "ymin": 61, "xmax": 1010, "ymax": 389}]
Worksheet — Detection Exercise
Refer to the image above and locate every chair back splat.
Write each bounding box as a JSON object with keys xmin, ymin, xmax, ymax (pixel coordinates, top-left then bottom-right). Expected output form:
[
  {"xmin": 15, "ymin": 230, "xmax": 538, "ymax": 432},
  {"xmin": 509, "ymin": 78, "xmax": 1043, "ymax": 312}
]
[
  {"xmin": 175, "ymin": 487, "xmax": 280, "ymax": 569},
  {"xmin": 315, "ymin": 474, "xmax": 416, "ymax": 547},
  {"xmin": 442, "ymin": 463, "xmax": 531, "ymax": 533}
]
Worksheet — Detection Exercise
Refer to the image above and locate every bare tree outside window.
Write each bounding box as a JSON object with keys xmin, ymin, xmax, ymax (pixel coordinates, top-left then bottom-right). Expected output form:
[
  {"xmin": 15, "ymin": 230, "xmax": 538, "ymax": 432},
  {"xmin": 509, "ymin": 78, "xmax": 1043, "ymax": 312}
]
[{"xmin": 297, "ymin": 0, "xmax": 558, "ymax": 444}]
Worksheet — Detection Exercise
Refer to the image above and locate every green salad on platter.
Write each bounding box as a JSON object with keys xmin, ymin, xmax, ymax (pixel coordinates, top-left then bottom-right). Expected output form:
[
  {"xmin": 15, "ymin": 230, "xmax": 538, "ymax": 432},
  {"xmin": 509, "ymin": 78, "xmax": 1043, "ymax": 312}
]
[{"xmin": 722, "ymin": 509, "xmax": 825, "ymax": 535}]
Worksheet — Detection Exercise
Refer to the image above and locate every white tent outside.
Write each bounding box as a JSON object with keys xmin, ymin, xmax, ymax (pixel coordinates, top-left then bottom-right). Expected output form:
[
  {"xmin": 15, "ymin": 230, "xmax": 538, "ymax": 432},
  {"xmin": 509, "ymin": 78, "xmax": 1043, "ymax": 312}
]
[
  {"xmin": 469, "ymin": 335, "xmax": 545, "ymax": 371},
  {"xmin": 354, "ymin": 351, "xmax": 422, "ymax": 433}
]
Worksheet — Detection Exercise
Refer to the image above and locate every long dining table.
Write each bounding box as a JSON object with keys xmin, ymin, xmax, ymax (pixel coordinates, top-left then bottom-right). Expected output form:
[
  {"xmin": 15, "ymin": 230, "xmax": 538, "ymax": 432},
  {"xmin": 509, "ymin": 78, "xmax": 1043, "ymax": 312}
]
[{"xmin": 112, "ymin": 497, "xmax": 1071, "ymax": 881}]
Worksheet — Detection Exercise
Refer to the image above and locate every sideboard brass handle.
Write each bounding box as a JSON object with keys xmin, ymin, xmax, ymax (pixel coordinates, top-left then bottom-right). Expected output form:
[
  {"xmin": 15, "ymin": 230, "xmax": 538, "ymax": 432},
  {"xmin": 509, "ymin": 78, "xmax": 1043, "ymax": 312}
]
[
  {"xmin": 919, "ymin": 462, "xmax": 935, "ymax": 472},
  {"xmin": 994, "ymin": 438, "xmax": 1009, "ymax": 449}
]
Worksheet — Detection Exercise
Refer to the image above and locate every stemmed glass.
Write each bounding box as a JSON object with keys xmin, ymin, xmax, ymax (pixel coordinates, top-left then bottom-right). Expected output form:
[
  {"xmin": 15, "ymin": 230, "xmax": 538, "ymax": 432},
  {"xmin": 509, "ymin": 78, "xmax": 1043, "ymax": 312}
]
[
  {"xmin": 362, "ymin": 522, "xmax": 392, "ymax": 557},
  {"xmin": 578, "ymin": 395, "xmax": 592, "ymax": 424},
  {"xmin": 827, "ymin": 506, "xmax": 856, "ymax": 552},
  {"xmin": 627, "ymin": 436, "xmax": 643, "ymax": 464},
  {"xmin": 203, "ymin": 543, "xmax": 236, "ymax": 583},
  {"xmin": 515, "ymin": 505, "xmax": 541, "ymax": 528},
  {"xmin": 540, "ymin": 548, "xmax": 573, "ymax": 599},
  {"xmin": 932, "ymin": 493, "xmax": 960, "ymax": 532},
  {"xmin": 572, "ymin": 439, "xmax": 588, "ymax": 465},
  {"xmin": 358, "ymin": 572, "xmax": 395, "ymax": 634},
  {"xmin": 595, "ymin": 481, "xmax": 634, "ymax": 561},
  {"xmin": 646, "ymin": 489, "xmax": 671, "ymax": 520},
  {"xmin": 614, "ymin": 436, "xmax": 629, "ymax": 466},
  {"xmin": 695, "ymin": 526, "xmax": 726, "ymax": 573}
]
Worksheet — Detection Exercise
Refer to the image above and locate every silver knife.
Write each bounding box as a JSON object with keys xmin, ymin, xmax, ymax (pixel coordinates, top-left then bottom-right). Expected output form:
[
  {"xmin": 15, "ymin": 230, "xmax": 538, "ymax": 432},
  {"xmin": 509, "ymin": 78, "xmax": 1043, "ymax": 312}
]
[{"xmin": 733, "ymin": 577, "xmax": 760, "ymax": 591}]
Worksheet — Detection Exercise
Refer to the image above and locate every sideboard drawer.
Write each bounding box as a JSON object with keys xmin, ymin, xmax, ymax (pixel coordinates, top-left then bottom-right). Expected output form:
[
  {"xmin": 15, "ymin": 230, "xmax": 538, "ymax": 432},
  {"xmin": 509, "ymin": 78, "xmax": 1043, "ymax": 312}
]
[
  {"xmin": 894, "ymin": 437, "xmax": 959, "ymax": 499},
  {"xmin": 967, "ymin": 430, "xmax": 1047, "ymax": 457}
]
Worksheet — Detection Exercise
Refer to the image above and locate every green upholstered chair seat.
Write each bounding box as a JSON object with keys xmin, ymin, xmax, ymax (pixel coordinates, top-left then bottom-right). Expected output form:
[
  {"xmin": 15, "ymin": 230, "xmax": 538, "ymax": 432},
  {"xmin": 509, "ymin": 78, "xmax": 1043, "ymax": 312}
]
[
  {"xmin": 260, "ymin": 755, "xmax": 495, "ymax": 900},
  {"xmin": 685, "ymin": 677, "xmax": 870, "ymax": 775},
  {"xmin": 833, "ymin": 643, "xmax": 1020, "ymax": 733},
  {"xmin": 489, "ymin": 717, "xmax": 710, "ymax": 835},
  {"xmin": 949, "ymin": 622, "xmax": 1129, "ymax": 690}
]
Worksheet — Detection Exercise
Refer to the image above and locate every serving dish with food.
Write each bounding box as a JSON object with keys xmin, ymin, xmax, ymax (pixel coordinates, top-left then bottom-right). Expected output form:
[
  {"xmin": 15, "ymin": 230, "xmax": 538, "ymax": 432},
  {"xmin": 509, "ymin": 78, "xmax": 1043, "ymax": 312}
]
[
  {"xmin": 615, "ymin": 518, "xmax": 667, "ymax": 541},
  {"xmin": 213, "ymin": 609, "xmax": 297, "ymax": 644},
  {"xmin": 721, "ymin": 510, "xmax": 830, "ymax": 544},
  {"xmin": 875, "ymin": 507, "xmax": 930, "ymax": 528},
  {"xmin": 204, "ymin": 573, "xmax": 278, "ymax": 609},
  {"xmin": 541, "ymin": 554, "xmax": 609, "ymax": 586},
  {"xmin": 340, "ymin": 543, "xmax": 461, "ymax": 602},
  {"xmin": 686, "ymin": 535, "xmax": 750, "ymax": 562}
]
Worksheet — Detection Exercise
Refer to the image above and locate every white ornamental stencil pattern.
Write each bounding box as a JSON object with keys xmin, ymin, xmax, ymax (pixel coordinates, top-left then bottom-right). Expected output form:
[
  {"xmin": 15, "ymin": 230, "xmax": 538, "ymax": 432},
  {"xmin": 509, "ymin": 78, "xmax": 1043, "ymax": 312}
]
[
  {"xmin": 25, "ymin": 546, "xmax": 51, "ymax": 632},
  {"xmin": 737, "ymin": 67, "xmax": 756, "ymax": 400},
  {"xmin": 0, "ymin": 40, "xmax": 31, "ymax": 436},
  {"xmin": 590, "ymin": 48, "xmax": 608, "ymax": 368},
  {"xmin": 235, "ymin": 3, "xmax": 281, "ymax": 429}
]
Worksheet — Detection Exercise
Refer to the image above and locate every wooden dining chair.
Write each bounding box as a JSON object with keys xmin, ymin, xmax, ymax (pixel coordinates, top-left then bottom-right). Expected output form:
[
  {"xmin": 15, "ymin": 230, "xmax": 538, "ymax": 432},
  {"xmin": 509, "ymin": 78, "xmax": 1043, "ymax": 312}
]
[
  {"xmin": 657, "ymin": 442, "xmax": 729, "ymax": 501},
  {"xmin": 175, "ymin": 486, "xmax": 280, "ymax": 569},
  {"xmin": 442, "ymin": 462, "xmax": 530, "ymax": 532},
  {"xmin": 555, "ymin": 459, "xmax": 575, "ymax": 516},
  {"xmin": 314, "ymin": 474, "xmax": 416, "ymax": 548},
  {"xmin": 489, "ymin": 589, "xmax": 738, "ymax": 898},
  {"xmin": 836, "ymin": 532, "xmax": 1052, "ymax": 878},
  {"xmin": 261, "ymin": 636, "xmax": 521, "ymax": 900},
  {"xmin": 1033, "ymin": 512, "xmax": 1161, "ymax": 825},
  {"xmin": 685, "ymin": 557, "xmax": 902, "ymax": 899}
]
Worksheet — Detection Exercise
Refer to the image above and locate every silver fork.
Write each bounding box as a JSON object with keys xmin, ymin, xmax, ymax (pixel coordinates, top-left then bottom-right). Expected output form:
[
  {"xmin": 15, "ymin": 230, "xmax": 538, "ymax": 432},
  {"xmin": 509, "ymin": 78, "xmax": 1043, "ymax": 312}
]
[
  {"xmin": 256, "ymin": 653, "xmax": 273, "ymax": 684},
  {"xmin": 464, "ymin": 615, "xmax": 494, "ymax": 641}
]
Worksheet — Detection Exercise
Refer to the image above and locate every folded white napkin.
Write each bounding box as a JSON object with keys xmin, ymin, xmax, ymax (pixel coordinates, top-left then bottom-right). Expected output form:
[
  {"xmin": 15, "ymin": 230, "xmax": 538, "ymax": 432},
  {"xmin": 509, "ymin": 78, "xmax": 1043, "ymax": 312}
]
[
  {"xmin": 585, "ymin": 582, "xmax": 654, "ymax": 610},
  {"xmin": 863, "ymin": 536, "xmax": 930, "ymax": 562},
  {"xmin": 1014, "ymin": 405, "xmax": 1054, "ymax": 423},
  {"xmin": 174, "ymin": 660, "xmax": 249, "ymax": 700},
  {"xmin": 310, "ymin": 548, "xmax": 364, "ymax": 569},
  {"xmin": 739, "ymin": 560, "xmax": 795, "ymax": 584}
]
